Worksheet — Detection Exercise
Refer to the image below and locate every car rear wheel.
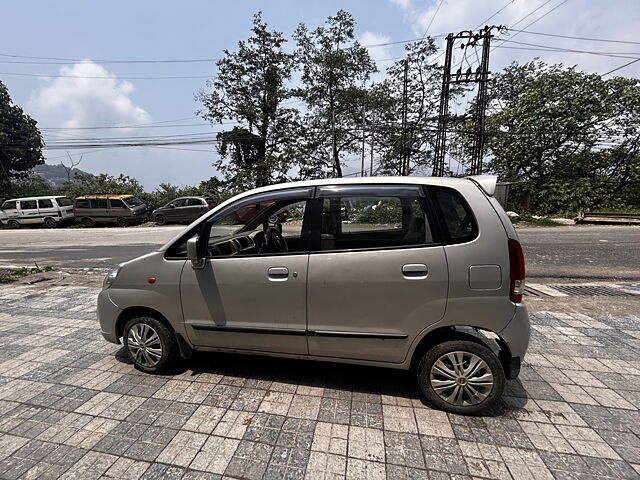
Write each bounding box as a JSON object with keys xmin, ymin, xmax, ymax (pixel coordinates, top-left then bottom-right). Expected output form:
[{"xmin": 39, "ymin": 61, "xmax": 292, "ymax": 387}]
[
  {"xmin": 7, "ymin": 220, "xmax": 20, "ymax": 229},
  {"xmin": 154, "ymin": 214, "xmax": 166, "ymax": 225},
  {"xmin": 81, "ymin": 217, "xmax": 95, "ymax": 228},
  {"xmin": 123, "ymin": 317, "xmax": 178, "ymax": 373},
  {"xmin": 116, "ymin": 217, "xmax": 129, "ymax": 227},
  {"xmin": 44, "ymin": 217, "xmax": 57, "ymax": 229},
  {"xmin": 417, "ymin": 340, "xmax": 505, "ymax": 415}
]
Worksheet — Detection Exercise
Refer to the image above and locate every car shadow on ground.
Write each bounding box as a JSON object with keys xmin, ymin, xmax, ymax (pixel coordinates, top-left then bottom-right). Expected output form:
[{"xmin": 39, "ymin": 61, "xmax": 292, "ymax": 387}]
[{"xmin": 115, "ymin": 347, "xmax": 529, "ymax": 418}]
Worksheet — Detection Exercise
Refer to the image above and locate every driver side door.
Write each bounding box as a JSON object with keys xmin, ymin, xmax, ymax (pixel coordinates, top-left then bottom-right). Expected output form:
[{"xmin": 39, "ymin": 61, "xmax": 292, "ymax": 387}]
[{"xmin": 180, "ymin": 188, "xmax": 314, "ymax": 355}]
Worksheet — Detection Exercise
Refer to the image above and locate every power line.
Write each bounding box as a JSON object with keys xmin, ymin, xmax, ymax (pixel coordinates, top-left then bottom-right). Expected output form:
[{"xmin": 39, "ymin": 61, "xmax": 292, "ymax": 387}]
[
  {"xmin": 602, "ymin": 57, "xmax": 640, "ymax": 76},
  {"xmin": 421, "ymin": 0, "xmax": 445, "ymax": 39},
  {"xmin": 0, "ymin": 71, "xmax": 213, "ymax": 80},
  {"xmin": 508, "ymin": 29, "xmax": 640, "ymax": 46}
]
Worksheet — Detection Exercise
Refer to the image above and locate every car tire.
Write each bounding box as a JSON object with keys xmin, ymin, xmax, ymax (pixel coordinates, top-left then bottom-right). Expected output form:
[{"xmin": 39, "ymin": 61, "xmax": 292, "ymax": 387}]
[
  {"xmin": 416, "ymin": 340, "xmax": 505, "ymax": 415},
  {"xmin": 44, "ymin": 217, "xmax": 57, "ymax": 229},
  {"xmin": 81, "ymin": 217, "xmax": 95, "ymax": 228},
  {"xmin": 7, "ymin": 220, "xmax": 20, "ymax": 229},
  {"xmin": 123, "ymin": 316, "xmax": 178, "ymax": 374},
  {"xmin": 116, "ymin": 217, "xmax": 128, "ymax": 227},
  {"xmin": 154, "ymin": 214, "xmax": 166, "ymax": 226}
]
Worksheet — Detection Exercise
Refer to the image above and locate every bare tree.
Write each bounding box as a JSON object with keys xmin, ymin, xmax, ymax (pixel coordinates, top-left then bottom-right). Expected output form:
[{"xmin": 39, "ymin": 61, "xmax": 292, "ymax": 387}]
[{"xmin": 61, "ymin": 152, "xmax": 83, "ymax": 183}]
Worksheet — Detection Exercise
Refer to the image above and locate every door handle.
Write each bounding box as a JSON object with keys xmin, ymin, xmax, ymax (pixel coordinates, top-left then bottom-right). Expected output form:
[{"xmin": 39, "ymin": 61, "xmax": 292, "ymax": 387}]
[
  {"xmin": 402, "ymin": 263, "xmax": 428, "ymax": 279},
  {"xmin": 268, "ymin": 267, "xmax": 289, "ymax": 280}
]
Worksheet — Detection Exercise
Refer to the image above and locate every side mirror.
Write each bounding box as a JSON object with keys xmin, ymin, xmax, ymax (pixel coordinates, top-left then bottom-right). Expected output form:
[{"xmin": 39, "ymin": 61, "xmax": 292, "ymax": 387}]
[
  {"xmin": 169, "ymin": 204, "xmax": 176, "ymax": 208},
  {"xmin": 187, "ymin": 236, "xmax": 205, "ymax": 270}
]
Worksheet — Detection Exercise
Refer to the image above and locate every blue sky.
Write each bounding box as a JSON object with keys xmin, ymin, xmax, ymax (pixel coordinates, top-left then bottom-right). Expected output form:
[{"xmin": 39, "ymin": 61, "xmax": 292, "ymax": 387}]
[{"xmin": 2, "ymin": 0, "xmax": 639, "ymax": 189}]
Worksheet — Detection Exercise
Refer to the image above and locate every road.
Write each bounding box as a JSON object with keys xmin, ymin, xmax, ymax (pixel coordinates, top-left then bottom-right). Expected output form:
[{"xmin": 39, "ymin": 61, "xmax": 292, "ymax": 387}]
[{"xmin": 0, "ymin": 224, "xmax": 638, "ymax": 280}]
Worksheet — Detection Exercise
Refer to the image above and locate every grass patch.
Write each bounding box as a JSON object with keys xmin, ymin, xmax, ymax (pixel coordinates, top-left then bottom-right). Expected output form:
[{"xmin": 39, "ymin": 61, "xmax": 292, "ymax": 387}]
[
  {"xmin": 0, "ymin": 265, "xmax": 56, "ymax": 284},
  {"xmin": 511, "ymin": 216, "xmax": 563, "ymax": 226},
  {"xmin": 591, "ymin": 207, "xmax": 640, "ymax": 215}
]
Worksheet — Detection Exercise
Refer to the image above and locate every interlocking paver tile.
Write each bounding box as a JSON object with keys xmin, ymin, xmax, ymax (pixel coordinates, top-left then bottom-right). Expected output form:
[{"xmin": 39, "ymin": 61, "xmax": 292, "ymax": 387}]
[{"xmin": 0, "ymin": 285, "xmax": 639, "ymax": 478}]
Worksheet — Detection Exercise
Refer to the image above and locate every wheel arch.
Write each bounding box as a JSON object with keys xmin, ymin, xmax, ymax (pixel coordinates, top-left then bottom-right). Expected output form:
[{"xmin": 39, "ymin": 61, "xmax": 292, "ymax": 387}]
[
  {"xmin": 409, "ymin": 325, "xmax": 515, "ymax": 378},
  {"xmin": 116, "ymin": 306, "xmax": 175, "ymax": 340}
]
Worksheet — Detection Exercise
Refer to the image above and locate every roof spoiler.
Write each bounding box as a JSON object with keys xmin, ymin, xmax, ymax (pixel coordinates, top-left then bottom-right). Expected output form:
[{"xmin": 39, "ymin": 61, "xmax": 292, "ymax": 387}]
[{"xmin": 466, "ymin": 175, "xmax": 498, "ymax": 196}]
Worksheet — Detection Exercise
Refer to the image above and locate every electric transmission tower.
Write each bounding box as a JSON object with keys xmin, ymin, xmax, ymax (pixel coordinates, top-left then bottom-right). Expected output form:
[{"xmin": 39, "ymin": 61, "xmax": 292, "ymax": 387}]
[{"xmin": 433, "ymin": 26, "xmax": 503, "ymax": 177}]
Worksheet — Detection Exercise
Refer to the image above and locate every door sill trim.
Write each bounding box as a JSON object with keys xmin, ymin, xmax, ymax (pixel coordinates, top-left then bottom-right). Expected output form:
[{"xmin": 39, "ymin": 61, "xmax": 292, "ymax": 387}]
[{"xmin": 190, "ymin": 324, "xmax": 306, "ymax": 336}]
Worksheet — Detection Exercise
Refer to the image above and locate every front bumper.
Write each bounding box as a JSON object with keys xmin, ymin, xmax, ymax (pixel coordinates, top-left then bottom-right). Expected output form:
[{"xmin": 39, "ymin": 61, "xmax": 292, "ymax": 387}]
[{"xmin": 97, "ymin": 290, "xmax": 122, "ymax": 344}]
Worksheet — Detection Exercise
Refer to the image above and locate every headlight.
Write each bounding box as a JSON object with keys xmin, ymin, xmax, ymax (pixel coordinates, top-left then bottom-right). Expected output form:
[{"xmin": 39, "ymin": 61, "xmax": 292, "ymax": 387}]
[{"xmin": 103, "ymin": 265, "xmax": 121, "ymax": 290}]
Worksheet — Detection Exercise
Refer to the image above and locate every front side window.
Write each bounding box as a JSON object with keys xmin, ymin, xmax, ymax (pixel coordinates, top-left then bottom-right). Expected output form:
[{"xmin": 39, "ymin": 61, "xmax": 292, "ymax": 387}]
[
  {"xmin": 75, "ymin": 199, "xmax": 90, "ymax": 209},
  {"xmin": 109, "ymin": 199, "xmax": 127, "ymax": 209},
  {"xmin": 2, "ymin": 201, "xmax": 17, "ymax": 210},
  {"xmin": 171, "ymin": 199, "xmax": 187, "ymax": 208},
  {"xmin": 55, "ymin": 197, "xmax": 72, "ymax": 207},
  {"xmin": 38, "ymin": 199, "xmax": 53, "ymax": 209},
  {"xmin": 320, "ymin": 193, "xmax": 432, "ymax": 251},
  {"xmin": 167, "ymin": 190, "xmax": 311, "ymax": 258},
  {"xmin": 20, "ymin": 200, "xmax": 37, "ymax": 210}
]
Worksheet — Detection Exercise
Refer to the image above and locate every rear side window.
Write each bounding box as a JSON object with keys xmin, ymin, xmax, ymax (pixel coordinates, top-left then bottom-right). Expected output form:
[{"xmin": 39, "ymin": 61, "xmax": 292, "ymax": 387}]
[
  {"xmin": 55, "ymin": 197, "xmax": 72, "ymax": 207},
  {"xmin": 38, "ymin": 199, "xmax": 53, "ymax": 209},
  {"xmin": 320, "ymin": 193, "xmax": 433, "ymax": 251},
  {"xmin": 20, "ymin": 200, "xmax": 37, "ymax": 210},
  {"xmin": 90, "ymin": 199, "xmax": 108, "ymax": 209},
  {"xmin": 2, "ymin": 201, "xmax": 17, "ymax": 210},
  {"xmin": 431, "ymin": 187, "xmax": 478, "ymax": 244},
  {"xmin": 187, "ymin": 198, "xmax": 203, "ymax": 206},
  {"xmin": 75, "ymin": 199, "xmax": 90, "ymax": 209}
]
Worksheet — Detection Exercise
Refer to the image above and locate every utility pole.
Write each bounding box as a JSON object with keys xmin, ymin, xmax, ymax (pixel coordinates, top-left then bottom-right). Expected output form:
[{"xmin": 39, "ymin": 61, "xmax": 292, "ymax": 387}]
[
  {"xmin": 369, "ymin": 113, "xmax": 375, "ymax": 176},
  {"xmin": 360, "ymin": 103, "xmax": 366, "ymax": 176},
  {"xmin": 433, "ymin": 26, "xmax": 501, "ymax": 177},
  {"xmin": 400, "ymin": 59, "xmax": 409, "ymax": 175}
]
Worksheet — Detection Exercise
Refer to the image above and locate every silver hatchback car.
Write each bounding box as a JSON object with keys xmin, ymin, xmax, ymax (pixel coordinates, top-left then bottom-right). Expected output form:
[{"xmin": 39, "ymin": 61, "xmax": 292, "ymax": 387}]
[{"xmin": 98, "ymin": 176, "xmax": 529, "ymax": 414}]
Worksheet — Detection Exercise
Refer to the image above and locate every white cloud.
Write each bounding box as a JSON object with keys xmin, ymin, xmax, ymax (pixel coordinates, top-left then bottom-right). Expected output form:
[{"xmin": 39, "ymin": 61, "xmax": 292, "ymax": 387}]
[
  {"xmin": 389, "ymin": 0, "xmax": 412, "ymax": 10},
  {"xmin": 27, "ymin": 61, "xmax": 151, "ymax": 129},
  {"xmin": 360, "ymin": 31, "xmax": 393, "ymax": 67}
]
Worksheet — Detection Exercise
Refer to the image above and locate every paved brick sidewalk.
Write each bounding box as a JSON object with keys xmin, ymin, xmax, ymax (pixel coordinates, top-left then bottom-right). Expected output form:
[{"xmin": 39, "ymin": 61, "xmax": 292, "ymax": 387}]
[{"xmin": 0, "ymin": 285, "xmax": 639, "ymax": 479}]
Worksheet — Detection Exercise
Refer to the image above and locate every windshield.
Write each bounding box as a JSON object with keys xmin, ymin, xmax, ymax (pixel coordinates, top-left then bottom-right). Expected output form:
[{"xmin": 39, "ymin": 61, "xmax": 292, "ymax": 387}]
[
  {"xmin": 55, "ymin": 197, "xmax": 73, "ymax": 207},
  {"xmin": 123, "ymin": 196, "xmax": 143, "ymax": 207}
]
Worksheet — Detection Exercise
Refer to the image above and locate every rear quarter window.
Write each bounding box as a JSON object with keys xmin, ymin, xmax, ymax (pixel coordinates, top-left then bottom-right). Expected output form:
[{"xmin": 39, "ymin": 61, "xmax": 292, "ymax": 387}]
[{"xmin": 430, "ymin": 187, "xmax": 478, "ymax": 244}]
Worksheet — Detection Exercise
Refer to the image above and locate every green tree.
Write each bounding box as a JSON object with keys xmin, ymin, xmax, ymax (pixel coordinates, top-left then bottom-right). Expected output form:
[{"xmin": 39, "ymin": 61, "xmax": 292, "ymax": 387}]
[
  {"xmin": 0, "ymin": 81, "xmax": 44, "ymax": 196},
  {"xmin": 374, "ymin": 39, "xmax": 445, "ymax": 176},
  {"xmin": 59, "ymin": 172, "xmax": 144, "ymax": 199},
  {"xmin": 197, "ymin": 12, "xmax": 296, "ymax": 190},
  {"xmin": 293, "ymin": 10, "xmax": 377, "ymax": 177},
  {"xmin": 465, "ymin": 61, "xmax": 640, "ymax": 213}
]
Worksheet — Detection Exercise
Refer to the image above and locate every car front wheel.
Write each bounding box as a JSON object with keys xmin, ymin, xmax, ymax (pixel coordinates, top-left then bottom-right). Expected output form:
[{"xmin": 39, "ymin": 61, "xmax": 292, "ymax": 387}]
[
  {"xmin": 123, "ymin": 317, "xmax": 178, "ymax": 373},
  {"xmin": 417, "ymin": 340, "xmax": 505, "ymax": 415}
]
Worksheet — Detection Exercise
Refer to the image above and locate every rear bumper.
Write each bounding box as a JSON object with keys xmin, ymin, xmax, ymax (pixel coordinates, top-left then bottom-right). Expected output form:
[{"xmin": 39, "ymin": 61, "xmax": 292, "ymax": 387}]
[
  {"xmin": 97, "ymin": 290, "xmax": 121, "ymax": 344},
  {"xmin": 499, "ymin": 303, "xmax": 530, "ymax": 379}
]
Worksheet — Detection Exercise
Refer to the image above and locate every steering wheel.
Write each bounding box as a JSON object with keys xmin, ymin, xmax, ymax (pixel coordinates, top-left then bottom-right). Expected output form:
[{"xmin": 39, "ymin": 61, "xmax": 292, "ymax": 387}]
[{"xmin": 265, "ymin": 226, "xmax": 288, "ymax": 253}]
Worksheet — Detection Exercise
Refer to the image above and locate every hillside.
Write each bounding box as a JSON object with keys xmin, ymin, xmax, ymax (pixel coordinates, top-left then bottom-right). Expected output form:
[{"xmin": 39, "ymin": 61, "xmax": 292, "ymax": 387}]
[{"xmin": 33, "ymin": 163, "xmax": 90, "ymax": 187}]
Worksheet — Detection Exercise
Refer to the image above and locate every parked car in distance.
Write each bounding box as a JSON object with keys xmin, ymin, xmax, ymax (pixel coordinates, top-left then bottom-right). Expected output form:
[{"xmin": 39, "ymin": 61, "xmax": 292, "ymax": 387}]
[
  {"xmin": 0, "ymin": 196, "xmax": 74, "ymax": 228},
  {"xmin": 97, "ymin": 175, "xmax": 529, "ymax": 414},
  {"xmin": 152, "ymin": 196, "xmax": 215, "ymax": 225},
  {"xmin": 74, "ymin": 195, "xmax": 147, "ymax": 227}
]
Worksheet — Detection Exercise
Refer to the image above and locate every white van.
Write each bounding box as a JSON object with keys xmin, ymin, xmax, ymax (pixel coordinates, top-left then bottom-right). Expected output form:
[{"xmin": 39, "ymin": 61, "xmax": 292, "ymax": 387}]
[{"xmin": 0, "ymin": 196, "xmax": 74, "ymax": 228}]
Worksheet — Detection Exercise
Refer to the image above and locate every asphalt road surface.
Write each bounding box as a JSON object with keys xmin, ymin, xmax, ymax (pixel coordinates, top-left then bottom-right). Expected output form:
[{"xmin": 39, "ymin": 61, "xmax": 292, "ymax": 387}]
[{"xmin": 0, "ymin": 224, "xmax": 638, "ymax": 281}]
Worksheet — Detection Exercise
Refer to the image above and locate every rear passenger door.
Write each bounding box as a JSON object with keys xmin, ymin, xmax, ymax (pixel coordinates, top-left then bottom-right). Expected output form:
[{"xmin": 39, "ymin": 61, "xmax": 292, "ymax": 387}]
[
  {"xmin": 186, "ymin": 198, "xmax": 207, "ymax": 221},
  {"xmin": 306, "ymin": 185, "xmax": 449, "ymax": 363},
  {"xmin": 90, "ymin": 199, "xmax": 109, "ymax": 221},
  {"xmin": 18, "ymin": 199, "xmax": 40, "ymax": 224},
  {"xmin": 38, "ymin": 198, "xmax": 57, "ymax": 220}
]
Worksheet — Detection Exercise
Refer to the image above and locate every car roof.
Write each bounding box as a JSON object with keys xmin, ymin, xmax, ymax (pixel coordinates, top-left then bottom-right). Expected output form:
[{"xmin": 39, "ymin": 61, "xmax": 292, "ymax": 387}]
[
  {"xmin": 75, "ymin": 194, "xmax": 134, "ymax": 199},
  {"xmin": 234, "ymin": 175, "xmax": 496, "ymax": 196},
  {"xmin": 3, "ymin": 196, "xmax": 67, "ymax": 201}
]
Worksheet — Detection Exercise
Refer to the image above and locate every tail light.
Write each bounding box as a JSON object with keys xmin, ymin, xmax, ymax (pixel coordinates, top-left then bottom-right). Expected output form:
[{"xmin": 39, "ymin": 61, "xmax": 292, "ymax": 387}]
[
  {"xmin": 208, "ymin": 204, "xmax": 214, "ymax": 209},
  {"xmin": 508, "ymin": 239, "xmax": 525, "ymax": 303}
]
